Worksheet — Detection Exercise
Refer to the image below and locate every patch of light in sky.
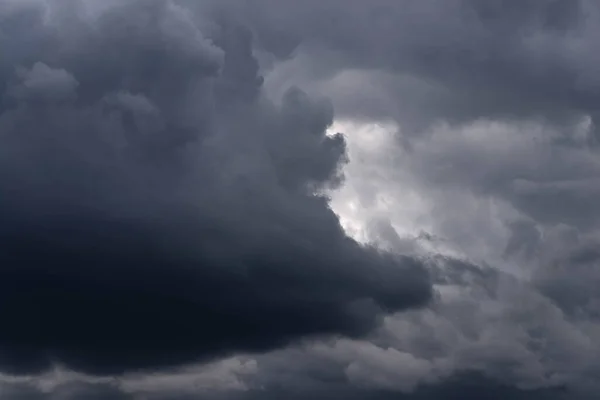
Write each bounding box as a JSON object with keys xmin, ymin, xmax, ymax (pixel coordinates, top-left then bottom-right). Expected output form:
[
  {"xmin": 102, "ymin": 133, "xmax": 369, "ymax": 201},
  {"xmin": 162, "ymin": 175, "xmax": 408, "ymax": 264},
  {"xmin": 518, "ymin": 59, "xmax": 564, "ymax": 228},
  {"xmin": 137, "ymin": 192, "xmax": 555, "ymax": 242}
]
[
  {"xmin": 326, "ymin": 120, "xmax": 462, "ymax": 258},
  {"xmin": 327, "ymin": 119, "xmax": 538, "ymax": 281},
  {"xmin": 326, "ymin": 120, "xmax": 404, "ymax": 241}
]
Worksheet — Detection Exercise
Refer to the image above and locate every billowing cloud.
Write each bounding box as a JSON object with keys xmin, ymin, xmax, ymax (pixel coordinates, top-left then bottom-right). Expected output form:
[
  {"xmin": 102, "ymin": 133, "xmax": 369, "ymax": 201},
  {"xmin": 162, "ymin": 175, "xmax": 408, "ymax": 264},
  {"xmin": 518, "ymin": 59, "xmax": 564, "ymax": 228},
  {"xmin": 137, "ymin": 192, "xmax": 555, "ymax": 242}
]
[
  {"xmin": 0, "ymin": 0, "xmax": 431, "ymax": 377},
  {"xmin": 4, "ymin": 0, "xmax": 600, "ymax": 399}
]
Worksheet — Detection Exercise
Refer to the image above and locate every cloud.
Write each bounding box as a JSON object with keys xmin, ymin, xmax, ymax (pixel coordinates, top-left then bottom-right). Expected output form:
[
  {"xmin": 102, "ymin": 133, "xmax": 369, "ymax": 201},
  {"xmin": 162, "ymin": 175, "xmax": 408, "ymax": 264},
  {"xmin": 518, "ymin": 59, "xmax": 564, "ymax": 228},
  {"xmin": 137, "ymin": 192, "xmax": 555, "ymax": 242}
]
[
  {"xmin": 0, "ymin": 366, "xmax": 573, "ymax": 400},
  {"xmin": 316, "ymin": 118, "xmax": 600, "ymax": 396},
  {"xmin": 4, "ymin": 0, "xmax": 600, "ymax": 399},
  {"xmin": 0, "ymin": 0, "xmax": 431, "ymax": 376},
  {"xmin": 242, "ymin": 0, "xmax": 600, "ymax": 133}
]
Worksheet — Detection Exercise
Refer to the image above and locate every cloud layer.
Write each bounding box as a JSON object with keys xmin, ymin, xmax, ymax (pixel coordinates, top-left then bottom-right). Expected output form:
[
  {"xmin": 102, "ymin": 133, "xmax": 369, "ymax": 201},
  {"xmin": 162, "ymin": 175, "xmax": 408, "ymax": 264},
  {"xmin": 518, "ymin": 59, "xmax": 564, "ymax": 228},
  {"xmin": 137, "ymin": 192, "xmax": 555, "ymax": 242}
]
[{"xmin": 3, "ymin": 0, "xmax": 600, "ymax": 399}]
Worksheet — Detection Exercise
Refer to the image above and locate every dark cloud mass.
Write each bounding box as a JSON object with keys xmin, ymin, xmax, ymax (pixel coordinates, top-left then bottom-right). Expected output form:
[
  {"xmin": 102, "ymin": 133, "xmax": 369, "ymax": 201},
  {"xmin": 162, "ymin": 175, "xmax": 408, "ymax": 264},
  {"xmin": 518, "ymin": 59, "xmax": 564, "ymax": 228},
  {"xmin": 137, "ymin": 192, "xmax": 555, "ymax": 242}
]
[
  {"xmin": 4, "ymin": 0, "xmax": 600, "ymax": 399},
  {"xmin": 0, "ymin": 0, "xmax": 431, "ymax": 376}
]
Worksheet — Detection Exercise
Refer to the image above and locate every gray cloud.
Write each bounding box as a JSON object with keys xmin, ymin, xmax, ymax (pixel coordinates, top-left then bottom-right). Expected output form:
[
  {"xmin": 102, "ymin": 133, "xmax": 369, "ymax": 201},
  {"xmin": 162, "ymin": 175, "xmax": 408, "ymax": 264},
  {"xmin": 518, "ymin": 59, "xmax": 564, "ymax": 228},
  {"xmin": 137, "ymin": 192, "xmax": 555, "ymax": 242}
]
[
  {"xmin": 241, "ymin": 0, "xmax": 599, "ymax": 132},
  {"xmin": 3, "ymin": 0, "xmax": 600, "ymax": 399},
  {"xmin": 0, "ymin": 369, "xmax": 573, "ymax": 400},
  {"xmin": 209, "ymin": 1, "xmax": 600, "ymax": 396},
  {"xmin": 0, "ymin": 0, "xmax": 431, "ymax": 377}
]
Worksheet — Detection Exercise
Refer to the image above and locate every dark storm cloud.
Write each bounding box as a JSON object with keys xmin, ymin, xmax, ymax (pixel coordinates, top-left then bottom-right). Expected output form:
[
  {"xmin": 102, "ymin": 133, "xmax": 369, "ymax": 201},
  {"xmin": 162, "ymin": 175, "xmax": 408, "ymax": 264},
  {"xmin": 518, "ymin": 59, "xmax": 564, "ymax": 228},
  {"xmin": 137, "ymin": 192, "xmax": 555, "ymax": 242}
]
[
  {"xmin": 208, "ymin": 0, "xmax": 600, "ymax": 254},
  {"xmin": 205, "ymin": 1, "xmax": 600, "ymax": 399},
  {"xmin": 5, "ymin": 0, "xmax": 600, "ymax": 399},
  {"xmin": 0, "ymin": 0, "xmax": 431, "ymax": 376},
  {"xmin": 233, "ymin": 0, "xmax": 599, "ymax": 131}
]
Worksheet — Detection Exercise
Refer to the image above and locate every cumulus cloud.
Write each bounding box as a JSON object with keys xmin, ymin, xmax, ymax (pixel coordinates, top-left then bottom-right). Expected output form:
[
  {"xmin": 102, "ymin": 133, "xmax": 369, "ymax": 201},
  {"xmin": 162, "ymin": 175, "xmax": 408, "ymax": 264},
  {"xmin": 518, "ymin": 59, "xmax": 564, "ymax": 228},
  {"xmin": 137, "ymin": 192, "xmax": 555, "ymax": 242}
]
[
  {"xmin": 3, "ymin": 0, "xmax": 600, "ymax": 399},
  {"xmin": 0, "ymin": 0, "xmax": 431, "ymax": 377}
]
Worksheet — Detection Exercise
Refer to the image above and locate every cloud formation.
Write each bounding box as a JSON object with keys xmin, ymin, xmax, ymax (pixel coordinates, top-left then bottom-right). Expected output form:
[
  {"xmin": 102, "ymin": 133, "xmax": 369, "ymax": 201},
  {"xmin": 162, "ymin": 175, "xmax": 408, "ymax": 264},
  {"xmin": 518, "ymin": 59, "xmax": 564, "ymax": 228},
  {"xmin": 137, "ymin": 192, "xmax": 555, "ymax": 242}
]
[
  {"xmin": 3, "ymin": 0, "xmax": 600, "ymax": 399},
  {"xmin": 0, "ymin": 0, "xmax": 430, "ymax": 376}
]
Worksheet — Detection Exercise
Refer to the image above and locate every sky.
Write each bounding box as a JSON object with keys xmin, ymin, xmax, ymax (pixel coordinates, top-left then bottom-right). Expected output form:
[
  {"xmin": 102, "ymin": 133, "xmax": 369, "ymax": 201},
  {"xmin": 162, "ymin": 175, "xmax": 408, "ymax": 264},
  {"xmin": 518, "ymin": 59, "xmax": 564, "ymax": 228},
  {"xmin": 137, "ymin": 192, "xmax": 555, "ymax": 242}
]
[{"xmin": 0, "ymin": 0, "xmax": 599, "ymax": 399}]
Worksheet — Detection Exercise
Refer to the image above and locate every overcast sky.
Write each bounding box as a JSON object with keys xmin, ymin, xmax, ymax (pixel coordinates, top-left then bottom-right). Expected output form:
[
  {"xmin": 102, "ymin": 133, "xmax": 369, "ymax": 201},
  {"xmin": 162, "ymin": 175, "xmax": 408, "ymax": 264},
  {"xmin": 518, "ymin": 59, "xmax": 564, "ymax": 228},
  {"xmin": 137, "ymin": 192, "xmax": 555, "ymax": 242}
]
[{"xmin": 1, "ymin": 0, "xmax": 599, "ymax": 399}]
